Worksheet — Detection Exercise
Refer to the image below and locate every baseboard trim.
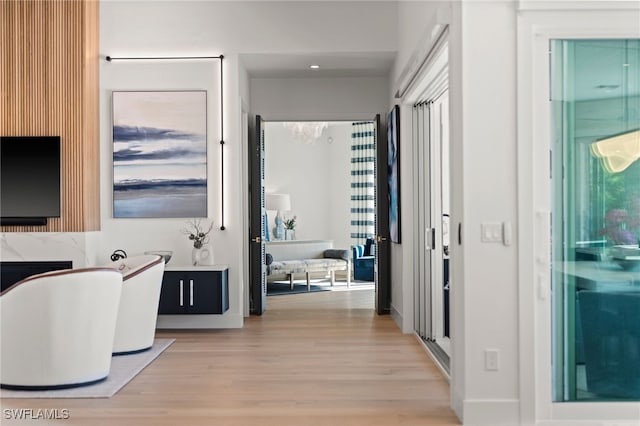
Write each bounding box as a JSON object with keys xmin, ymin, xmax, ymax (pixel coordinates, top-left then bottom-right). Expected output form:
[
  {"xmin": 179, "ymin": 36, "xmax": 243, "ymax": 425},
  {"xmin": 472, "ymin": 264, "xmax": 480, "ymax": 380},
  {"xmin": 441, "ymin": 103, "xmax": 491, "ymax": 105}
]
[
  {"xmin": 390, "ymin": 304, "xmax": 403, "ymax": 331},
  {"xmin": 451, "ymin": 386, "xmax": 464, "ymax": 422},
  {"xmin": 462, "ymin": 398, "xmax": 520, "ymax": 426},
  {"xmin": 156, "ymin": 313, "xmax": 243, "ymax": 329}
]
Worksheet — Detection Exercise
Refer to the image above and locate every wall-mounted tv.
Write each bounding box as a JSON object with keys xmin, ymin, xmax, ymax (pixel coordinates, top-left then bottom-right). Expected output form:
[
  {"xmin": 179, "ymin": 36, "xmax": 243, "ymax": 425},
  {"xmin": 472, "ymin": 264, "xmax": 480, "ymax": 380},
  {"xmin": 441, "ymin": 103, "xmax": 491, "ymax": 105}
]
[{"xmin": 0, "ymin": 136, "xmax": 61, "ymax": 226}]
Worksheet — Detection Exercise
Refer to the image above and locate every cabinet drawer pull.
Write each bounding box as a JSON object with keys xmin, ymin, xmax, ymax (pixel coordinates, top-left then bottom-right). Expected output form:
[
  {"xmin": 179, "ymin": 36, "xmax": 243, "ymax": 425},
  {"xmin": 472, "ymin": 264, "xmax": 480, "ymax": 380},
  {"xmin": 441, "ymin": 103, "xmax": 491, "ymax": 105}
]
[
  {"xmin": 179, "ymin": 280, "xmax": 184, "ymax": 306},
  {"xmin": 190, "ymin": 279, "xmax": 194, "ymax": 306}
]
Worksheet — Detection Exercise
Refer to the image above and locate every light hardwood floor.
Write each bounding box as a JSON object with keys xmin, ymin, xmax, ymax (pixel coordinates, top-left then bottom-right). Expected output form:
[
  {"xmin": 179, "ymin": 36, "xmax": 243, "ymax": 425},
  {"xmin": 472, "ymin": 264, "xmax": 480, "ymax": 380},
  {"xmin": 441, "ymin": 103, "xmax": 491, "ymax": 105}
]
[{"xmin": 1, "ymin": 288, "xmax": 460, "ymax": 426}]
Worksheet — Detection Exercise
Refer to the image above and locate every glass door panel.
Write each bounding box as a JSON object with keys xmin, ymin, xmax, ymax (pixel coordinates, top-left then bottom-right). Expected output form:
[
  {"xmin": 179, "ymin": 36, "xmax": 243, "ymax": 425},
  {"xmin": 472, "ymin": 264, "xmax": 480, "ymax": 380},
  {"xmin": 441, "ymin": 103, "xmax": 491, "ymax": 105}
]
[{"xmin": 551, "ymin": 39, "xmax": 640, "ymax": 401}]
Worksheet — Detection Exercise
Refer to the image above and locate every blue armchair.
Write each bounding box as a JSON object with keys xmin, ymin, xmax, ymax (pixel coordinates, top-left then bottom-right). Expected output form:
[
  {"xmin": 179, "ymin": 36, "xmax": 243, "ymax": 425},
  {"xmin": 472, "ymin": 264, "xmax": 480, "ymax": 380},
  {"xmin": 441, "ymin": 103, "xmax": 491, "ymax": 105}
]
[{"xmin": 352, "ymin": 238, "xmax": 375, "ymax": 281}]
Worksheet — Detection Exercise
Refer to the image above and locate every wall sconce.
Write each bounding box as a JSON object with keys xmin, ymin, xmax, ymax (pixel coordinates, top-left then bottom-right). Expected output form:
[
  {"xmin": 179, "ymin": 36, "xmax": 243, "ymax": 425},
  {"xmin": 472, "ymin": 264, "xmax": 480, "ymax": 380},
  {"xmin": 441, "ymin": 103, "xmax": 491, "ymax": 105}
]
[{"xmin": 591, "ymin": 129, "xmax": 640, "ymax": 173}]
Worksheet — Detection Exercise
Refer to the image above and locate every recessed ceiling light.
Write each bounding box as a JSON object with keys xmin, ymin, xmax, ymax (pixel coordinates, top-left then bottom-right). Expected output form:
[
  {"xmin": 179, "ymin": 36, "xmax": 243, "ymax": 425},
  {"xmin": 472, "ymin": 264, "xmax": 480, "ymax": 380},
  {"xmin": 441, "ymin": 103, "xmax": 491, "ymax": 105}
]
[
  {"xmin": 623, "ymin": 63, "xmax": 631, "ymax": 67},
  {"xmin": 309, "ymin": 64, "xmax": 320, "ymax": 69}
]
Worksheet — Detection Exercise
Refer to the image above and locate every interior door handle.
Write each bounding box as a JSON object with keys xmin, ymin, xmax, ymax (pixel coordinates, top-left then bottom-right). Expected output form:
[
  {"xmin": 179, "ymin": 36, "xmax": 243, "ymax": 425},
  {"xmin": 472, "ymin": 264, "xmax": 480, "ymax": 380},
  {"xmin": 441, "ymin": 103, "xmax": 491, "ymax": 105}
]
[
  {"xmin": 252, "ymin": 236, "xmax": 261, "ymax": 243},
  {"xmin": 425, "ymin": 228, "xmax": 436, "ymax": 250},
  {"xmin": 376, "ymin": 235, "xmax": 387, "ymax": 243}
]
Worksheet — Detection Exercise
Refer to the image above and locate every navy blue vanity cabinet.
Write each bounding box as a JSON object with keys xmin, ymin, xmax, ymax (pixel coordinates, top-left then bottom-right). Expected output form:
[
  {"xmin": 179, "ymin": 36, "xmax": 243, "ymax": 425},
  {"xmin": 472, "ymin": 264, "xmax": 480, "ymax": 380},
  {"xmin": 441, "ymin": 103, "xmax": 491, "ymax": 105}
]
[{"xmin": 158, "ymin": 266, "xmax": 229, "ymax": 315}]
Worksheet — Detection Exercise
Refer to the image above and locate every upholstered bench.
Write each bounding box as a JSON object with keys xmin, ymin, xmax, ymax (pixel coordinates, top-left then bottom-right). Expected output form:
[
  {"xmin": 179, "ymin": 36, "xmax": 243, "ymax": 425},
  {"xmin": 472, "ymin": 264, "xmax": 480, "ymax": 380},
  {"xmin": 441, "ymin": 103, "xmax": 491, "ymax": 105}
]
[{"xmin": 266, "ymin": 240, "xmax": 351, "ymax": 291}]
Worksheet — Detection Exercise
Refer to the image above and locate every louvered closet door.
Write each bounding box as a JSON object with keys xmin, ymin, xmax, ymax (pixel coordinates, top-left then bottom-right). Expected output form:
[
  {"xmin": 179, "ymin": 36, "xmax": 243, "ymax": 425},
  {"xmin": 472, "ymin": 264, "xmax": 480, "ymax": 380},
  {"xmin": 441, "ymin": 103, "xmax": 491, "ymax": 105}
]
[{"xmin": 413, "ymin": 102, "xmax": 434, "ymax": 340}]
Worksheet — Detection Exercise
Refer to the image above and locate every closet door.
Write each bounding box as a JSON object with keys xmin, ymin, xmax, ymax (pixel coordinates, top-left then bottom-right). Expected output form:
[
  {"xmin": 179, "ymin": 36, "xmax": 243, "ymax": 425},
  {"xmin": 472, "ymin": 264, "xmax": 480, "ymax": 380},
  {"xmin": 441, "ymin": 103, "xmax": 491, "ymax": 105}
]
[
  {"xmin": 413, "ymin": 90, "xmax": 450, "ymax": 355},
  {"xmin": 414, "ymin": 103, "xmax": 435, "ymax": 340},
  {"xmin": 429, "ymin": 91, "xmax": 449, "ymax": 349}
]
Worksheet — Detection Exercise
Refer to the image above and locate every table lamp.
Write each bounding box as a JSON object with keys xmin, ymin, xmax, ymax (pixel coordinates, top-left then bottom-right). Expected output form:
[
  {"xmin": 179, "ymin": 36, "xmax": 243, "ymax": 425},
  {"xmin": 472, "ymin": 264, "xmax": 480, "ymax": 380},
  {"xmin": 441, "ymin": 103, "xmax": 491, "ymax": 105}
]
[{"xmin": 266, "ymin": 193, "xmax": 291, "ymax": 240}]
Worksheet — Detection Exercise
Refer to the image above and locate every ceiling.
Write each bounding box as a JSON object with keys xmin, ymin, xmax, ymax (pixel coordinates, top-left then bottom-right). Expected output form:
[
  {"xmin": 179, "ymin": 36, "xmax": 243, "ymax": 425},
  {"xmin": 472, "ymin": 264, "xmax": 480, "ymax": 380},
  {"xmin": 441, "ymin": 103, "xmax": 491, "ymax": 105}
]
[
  {"xmin": 241, "ymin": 42, "xmax": 639, "ymax": 102},
  {"xmin": 240, "ymin": 52, "xmax": 396, "ymax": 78},
  {"xmin": 573, "ymin": 40, "xmax": 640, "ymax": 102}
]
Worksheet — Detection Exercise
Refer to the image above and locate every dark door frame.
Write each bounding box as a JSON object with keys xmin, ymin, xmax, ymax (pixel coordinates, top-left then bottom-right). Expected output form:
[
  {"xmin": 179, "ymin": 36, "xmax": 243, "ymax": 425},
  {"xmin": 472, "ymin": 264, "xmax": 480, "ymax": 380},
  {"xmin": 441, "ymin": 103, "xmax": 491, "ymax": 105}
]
[
  {"xmin": 247, "ymin": 116, "xmax": 391, "ymax": 315},
  {"xmin": 249, "ymin": 115, "xmax": 266, "ymax": 314},
  {"xmin": 375, "ymin": 114, "xmax": 391, "ymax": 314}
]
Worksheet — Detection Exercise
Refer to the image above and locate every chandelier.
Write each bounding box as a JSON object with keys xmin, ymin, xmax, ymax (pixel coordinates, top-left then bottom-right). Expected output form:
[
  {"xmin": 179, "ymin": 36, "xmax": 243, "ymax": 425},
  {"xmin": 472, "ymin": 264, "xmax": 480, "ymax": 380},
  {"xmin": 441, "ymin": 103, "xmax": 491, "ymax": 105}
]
[
  {"xmin": 591, "ymin": 129, "xmax": 640, "ymax": 173},
  {"xmin": 282, "ymin": 122, "xmax": 328, "ymax": 144}
]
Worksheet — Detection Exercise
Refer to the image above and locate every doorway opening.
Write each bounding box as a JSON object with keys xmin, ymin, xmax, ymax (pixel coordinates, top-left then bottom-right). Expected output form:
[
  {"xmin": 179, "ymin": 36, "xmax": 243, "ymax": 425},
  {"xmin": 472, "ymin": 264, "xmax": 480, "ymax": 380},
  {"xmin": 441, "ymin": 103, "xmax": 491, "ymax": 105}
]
[
  {"xmin": 264, "ymin": 121, "xmax": 374, "ymax": 301},
  {"xmin": 249, "ymin": 118, "xmax": 390, "ymax": 315}
]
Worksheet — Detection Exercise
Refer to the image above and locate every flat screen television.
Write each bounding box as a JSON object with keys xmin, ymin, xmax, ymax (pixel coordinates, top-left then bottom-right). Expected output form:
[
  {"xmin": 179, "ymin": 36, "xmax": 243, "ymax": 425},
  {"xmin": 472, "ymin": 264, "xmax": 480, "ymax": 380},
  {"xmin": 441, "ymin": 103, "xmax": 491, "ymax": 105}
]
[{"xmin": 0, "ymin": 136, "xmax": 61, "ymax": 226}]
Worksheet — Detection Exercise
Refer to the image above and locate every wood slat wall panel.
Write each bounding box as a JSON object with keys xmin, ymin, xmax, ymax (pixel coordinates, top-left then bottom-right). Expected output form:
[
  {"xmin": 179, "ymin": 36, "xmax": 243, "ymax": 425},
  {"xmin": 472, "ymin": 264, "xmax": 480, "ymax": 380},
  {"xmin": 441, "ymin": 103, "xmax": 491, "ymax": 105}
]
[
  {"xmin": 82, "ymin": 0, "xmax": 100, "ymax": 231},
  {"xmin": 0, "ymin": 0, "xmax": 100, "ymax": 232}
]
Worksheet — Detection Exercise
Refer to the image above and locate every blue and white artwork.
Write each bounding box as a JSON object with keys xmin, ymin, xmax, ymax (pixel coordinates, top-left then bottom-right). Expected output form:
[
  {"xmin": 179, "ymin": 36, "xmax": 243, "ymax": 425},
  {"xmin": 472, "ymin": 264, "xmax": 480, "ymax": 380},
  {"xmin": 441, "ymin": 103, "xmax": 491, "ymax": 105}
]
[
  {"xmin": 112, "ymin": 91, "xmax": 207, "ymax": 218},
  {"xmin": 388, "ymin": 105, "xmax": 401, "ymax": 243}
]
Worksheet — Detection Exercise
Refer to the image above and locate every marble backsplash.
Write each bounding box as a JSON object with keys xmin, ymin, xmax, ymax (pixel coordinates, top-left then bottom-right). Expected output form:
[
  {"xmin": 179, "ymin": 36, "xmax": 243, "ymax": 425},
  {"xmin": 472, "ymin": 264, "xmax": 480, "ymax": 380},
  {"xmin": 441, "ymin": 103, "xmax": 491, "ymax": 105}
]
[{"xmin": 0, "ymin": 232, "xmax": 101, "ymax": 268}]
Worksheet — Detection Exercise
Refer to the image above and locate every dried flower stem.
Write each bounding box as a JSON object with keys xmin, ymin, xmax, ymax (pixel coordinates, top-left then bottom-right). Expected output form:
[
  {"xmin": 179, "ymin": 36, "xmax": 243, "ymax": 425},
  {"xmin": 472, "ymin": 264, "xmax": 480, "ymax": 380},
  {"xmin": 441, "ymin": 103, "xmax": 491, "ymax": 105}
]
[{"xmin": 181, "ymin": 219, "xmax": 214, "ymax": 249}]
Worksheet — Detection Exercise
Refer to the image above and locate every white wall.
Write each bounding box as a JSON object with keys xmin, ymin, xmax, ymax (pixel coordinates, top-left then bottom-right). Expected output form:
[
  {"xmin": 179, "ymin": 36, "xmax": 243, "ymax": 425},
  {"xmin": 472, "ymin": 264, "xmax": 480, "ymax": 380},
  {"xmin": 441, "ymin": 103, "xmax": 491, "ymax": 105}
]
[
  {"xmin": 0, "ymin": 0, "xmax": 395, "ymax": 328},
  {"xmin": 458, "ymin": 2, "xmax": 519, "ymax": 421},
  {"xmin": 389, "ymin": 0, "xmax": 458, "ymax": 337},
  {"xmin": 264, "ymin": 122, "xmax": 352, "ymax": 249},
  {"xmin": 394, "ymin": 1, "xmax": 640, "ymax": 425},
  {"xmin": 99, "ymin": 57, "xmax": 245, "ymax": 329},
  {"xmin": 251, "ymin": 77, "xmax": 390, "ymax": 122},
  {"xmin": 390, "ymin": 0, "xmax": 448, "ymax": 338},
  {"xmin": 96, "ymin": 1, "xmax": 394, "ymax": 328},
  {"xmin": 327, "ymin": 123, "xmax": 355, "ymax": 249},
  {"xmin": 2, "ymin": 0, "xmax": 396, "ymax": 326},
  {"xmin": 101, "ymin": 1, "xmax": 397, "ymax": 57},
  {"xmin": 393, "ymin": 1, "xmax": 520, "ymax": 424},
  {"xmin": 395, "ymin": 1, "xmax": 451, "ymax": 81},
  {"xmin": 9, "ymin": 1, "xmax": 638, "ymax": 424}
]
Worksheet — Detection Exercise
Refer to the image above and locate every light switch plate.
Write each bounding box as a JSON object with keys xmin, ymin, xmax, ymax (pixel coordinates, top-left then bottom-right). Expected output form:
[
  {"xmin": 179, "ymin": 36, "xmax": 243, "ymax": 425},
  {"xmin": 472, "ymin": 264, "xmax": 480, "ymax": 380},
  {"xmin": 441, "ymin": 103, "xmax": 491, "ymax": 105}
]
[{"xmin": 481, "ymin": 222, "xmax": 502, "ymax": 243}]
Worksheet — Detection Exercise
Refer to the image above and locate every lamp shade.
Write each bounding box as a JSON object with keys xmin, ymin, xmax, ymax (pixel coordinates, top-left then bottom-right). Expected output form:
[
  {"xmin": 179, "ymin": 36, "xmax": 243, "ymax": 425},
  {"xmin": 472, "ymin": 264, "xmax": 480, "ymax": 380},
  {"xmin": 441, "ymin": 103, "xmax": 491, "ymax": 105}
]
[{"xmin": 266, "ymin": 193, "xmax": 291, "ymax": 212}]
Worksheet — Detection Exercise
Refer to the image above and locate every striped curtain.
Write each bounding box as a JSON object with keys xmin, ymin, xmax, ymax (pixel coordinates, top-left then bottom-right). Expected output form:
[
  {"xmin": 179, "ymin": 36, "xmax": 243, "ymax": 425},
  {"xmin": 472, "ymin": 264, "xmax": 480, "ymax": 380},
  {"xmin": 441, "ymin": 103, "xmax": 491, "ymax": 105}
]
[{"xmin": 350, "ymin": 121, "xmax": 376, "ymax": 245}]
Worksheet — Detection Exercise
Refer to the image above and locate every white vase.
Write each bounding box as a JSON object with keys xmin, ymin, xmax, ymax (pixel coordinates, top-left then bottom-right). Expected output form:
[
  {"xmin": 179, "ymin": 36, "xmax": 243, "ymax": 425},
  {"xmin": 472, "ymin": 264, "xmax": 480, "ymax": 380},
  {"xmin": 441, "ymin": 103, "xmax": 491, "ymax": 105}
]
[
  {"xmin": 285, "ymin": 229, "xmax": 295, "ymax": 240},
  {"xmin": 191, "ymin": 245, "xmax": 212, "ymax": 266}
]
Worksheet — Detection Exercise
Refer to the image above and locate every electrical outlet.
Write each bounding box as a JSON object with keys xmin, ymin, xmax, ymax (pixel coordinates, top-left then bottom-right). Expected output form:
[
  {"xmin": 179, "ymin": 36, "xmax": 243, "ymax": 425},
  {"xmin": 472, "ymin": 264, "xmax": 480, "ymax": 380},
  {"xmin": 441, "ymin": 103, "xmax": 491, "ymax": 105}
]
[{"xmin": 485, "ymin": 349, "xmax": 499, "ymax": 371}]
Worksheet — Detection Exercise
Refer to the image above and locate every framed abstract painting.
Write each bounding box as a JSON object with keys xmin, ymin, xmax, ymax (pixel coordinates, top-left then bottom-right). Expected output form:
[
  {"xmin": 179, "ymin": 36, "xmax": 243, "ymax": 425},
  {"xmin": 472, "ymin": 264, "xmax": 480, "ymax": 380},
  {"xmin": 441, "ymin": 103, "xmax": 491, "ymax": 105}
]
[
  {"xmin": 112, "ymin": 91, "xmax": 207, "ymax": 218},
  {"xmin": 388, "ymin": 105, "xmax": 401, "ymax": 243}
]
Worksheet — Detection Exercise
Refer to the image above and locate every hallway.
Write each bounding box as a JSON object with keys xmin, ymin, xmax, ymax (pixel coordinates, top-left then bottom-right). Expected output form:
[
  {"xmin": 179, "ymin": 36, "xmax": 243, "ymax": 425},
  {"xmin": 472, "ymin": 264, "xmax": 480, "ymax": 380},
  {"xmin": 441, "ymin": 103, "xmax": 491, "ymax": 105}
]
[{"xmin": 1, "ymin": 289, "xmax": 459, "ymax": 425}]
